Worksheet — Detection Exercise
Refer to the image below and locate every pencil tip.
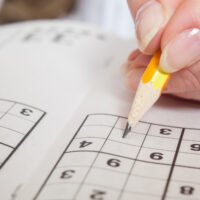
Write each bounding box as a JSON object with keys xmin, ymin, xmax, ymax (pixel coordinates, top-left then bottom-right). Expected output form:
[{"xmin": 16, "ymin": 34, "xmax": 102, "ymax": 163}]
[{"xmin": 122, "ymin": 122, "xmax": 132, "ymax": 138}]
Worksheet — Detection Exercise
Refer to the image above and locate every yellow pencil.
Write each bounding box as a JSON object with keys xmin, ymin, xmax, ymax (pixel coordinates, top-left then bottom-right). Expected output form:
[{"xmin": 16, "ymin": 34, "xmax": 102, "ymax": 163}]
[{"xmin": 123, "ymin": 51, "xmax": 170, "ymax": 138}]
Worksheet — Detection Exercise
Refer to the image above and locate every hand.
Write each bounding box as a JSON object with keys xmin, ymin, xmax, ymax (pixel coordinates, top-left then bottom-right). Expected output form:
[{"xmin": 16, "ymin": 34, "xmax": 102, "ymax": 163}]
[{"xmin": 124, "ymin": 0, "xmax": 200, "ymax": 101}]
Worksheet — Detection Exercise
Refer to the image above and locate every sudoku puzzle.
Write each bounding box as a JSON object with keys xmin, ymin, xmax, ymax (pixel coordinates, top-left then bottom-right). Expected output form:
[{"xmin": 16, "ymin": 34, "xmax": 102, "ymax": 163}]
[
  {"xmin": 35, "ymin": 114, "xmax": 200, "ymax": 200},
  {"xmin": 0, "ymin": 99, "xmax": 45, "ymax": 169}
]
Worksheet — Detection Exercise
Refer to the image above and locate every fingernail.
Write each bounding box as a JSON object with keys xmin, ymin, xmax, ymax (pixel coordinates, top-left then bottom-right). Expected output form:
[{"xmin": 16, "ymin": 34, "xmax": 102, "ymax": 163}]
[
  {"xmin": 160, "ymin": 28, "xmax": 200, "ymax": 73},
  {"xmin": 135, "ymin": 0, "xmax": 165, "ymax": 51}
]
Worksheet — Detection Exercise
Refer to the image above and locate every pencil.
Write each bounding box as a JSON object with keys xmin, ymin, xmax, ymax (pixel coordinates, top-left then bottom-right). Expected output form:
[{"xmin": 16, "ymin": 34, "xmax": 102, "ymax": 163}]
[{"xmin": 123, "ymin": 51, "xmax": 170, "ymax": 138}]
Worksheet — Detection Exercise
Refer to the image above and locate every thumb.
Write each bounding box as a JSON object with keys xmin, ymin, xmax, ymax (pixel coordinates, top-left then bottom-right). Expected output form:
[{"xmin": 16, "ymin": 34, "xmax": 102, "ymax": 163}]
[{"xmin": 160, "ymin": 0, "xmax": 200, "ymax": 73}]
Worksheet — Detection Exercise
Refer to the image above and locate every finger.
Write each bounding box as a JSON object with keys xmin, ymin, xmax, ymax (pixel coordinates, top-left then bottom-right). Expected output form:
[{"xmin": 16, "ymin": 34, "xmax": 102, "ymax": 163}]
[
  {"xmin": 128, "ymin": 49, "xmax": 141, "ymax": 60},
  {"xmin": 127, "ymin": 0, "xmax": 182, "ymax": 54},
  {"xmin": 124, "ymin": 67, "xmax": 146, "ymax": 91},
  {"xmin": 169, "ymin": 91, "xmax": 200, "ymax": 101},
  {"xmin": 164, "ymin": 61, "xmax": 200, "ymax": 93},
  {"xmin": 160, "ymin": 0, "xmax": 200, "ymax": 73},
  {"xmin": 122, "ymin": 50, "xmax": 151, "ymax": 74}
]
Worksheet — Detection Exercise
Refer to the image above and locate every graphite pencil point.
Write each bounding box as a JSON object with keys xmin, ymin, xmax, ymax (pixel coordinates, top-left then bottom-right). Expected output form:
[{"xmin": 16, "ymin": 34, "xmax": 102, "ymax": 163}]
[{"xmin": 122, "ymin": 122, "xmax": 131, "ymax": 138}]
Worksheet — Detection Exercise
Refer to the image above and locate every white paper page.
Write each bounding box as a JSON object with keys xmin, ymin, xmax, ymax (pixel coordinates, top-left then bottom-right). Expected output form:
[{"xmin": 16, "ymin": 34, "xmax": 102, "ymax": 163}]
[
  {"xmin": 0, "ymin": 20, "xmax": 132, "ymax": 199},
  {"xmin": 17, "ymin": 49, "xmax": 200, "ymax": 200}
]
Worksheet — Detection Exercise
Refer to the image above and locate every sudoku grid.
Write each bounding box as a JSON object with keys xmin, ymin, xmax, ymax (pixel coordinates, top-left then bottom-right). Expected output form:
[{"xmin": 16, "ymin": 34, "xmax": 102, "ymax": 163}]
[
  {"xmin": 35, "ymin": 114, "xmax": 200, "ymax": 200},
  {"xmin": 0, "ymin": 99, "xmax": 45, "ymax": 169}
]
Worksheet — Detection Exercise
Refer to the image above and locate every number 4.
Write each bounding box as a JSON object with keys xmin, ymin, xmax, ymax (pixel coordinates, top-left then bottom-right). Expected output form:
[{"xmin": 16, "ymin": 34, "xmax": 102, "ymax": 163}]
[{"xmin": 79, "ymin": 140, "xmax": 93, "ymax": 148}]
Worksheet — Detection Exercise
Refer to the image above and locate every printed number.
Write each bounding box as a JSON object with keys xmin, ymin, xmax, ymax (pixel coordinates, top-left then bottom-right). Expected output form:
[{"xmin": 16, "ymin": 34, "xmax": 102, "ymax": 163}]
[
  {"xmin": 20, "ymin": 108, "xmax": 33, "ymax": 116},
  {"xmin": 160, "ymin": 128, "xmax": 172, "ymax": 135},
  {"xmin": 180, "ymin": 186, "xmax": 194, "ymax": 195},
  {"xmin": 90, "ymin": 189, "xmax": 106, "ymax": 200},
  {"xmin": 190, "ymin": 144, "xmax": 200, "ymax": 151},
  {"xmin": 60, "ymin": 169, "xmax": 75, "ymax": 179},
  {"xmin": 107, "ymin": 159, "xmax": 121, "ymax": 167},
  {"xmin": 79, "ymin": 140, "xmax": 93, "ymax": 148},
  {"xmin": 150, "ymin": 152, "xmax": 163, "ymax": 160}
]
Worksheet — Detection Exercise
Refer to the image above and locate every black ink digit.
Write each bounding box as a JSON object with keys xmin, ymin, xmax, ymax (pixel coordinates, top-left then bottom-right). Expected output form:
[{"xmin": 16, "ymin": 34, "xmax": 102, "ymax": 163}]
[
  {"xmin": 190, "ymin": 144, "xmax": 200, "ymax": 151},
  {"xmin": 60, "ymin": 169, "xmax": 75, "ymax": 179},
  {"xmin": 90, "ymin": 189, "xmax": 106, "ymax": 200},
  {"xmin": 79, "ymin": 140, "xmax": 93, "ymax": 148},
  {"xmin": 160, "ymin": 128, "xmax": 172, "ymax": 135},
  {"xmin": 107, "ymin": 159, "xmax": 121, "ymax": 167},
  {"xmin": 180, "ymin": 186, "xmax": 194, "ymax": 195},
  {"xmin": 20, "ymin": 108, "xmax": 33, "ymax": 116},
  {"xmin": 150, "ymin": 152, "xmax": 163, "ymax": 160}
]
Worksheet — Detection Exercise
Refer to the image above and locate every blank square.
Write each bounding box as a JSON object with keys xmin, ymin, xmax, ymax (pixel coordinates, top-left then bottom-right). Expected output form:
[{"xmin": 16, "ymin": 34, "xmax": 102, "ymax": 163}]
[
  {"xmin": 132, "ymin": 161, "xmax": 170, "ymax": 180},
  {"xmin": 85, "ymin": 115, "xmax": 118, "ymax": 127},
  {"xmin": 0, "ymin": 114, "xmax": 34, "ymax": 134},
  {"xmin": 85, "ymin": 168, "xmax": 127, "ymax": 189},
  {"xmin": 76, "ymin": 126, "xmax": 112, "ymax": 139},
  {"xmin": 183, "ymin": 129, "xmax": 200, "ymax": 141},
  {"xmin": 0, "ymin": 127, "xmax": 23, "ymax": 147},
  {"xmin": 125, "ymin": 176, "xmax": 166, "ymax": 196},
  {"xmin": 176, "ymin": 153, "xmax": 200, "ymax": 168},
  {"xmin": 172, "ymin": 167, "xmax": 200, "ymax": 184},
  {"xmin": 121, "ymin": 192, "xmax": 160, "ymax": 200},
  {"xmin": 59, "ymin": 152, "xmax": 96, "ymax": 167},
  {"xmin": 143, "ymin": 136, "xmax": 178, "ymax": 151},
  {"xmin": 0, "ymin": 144, "xmax": 12, "ymax": 163},
  {"xmin": 37, "ymin": 183, "xmax": 78, "ymax": 200},
  {"xmin": 0, "ymin": 101, "xmax": 14, "ymax": 113},
  {"xmin": 102, "ymin": 140, "xmax": 140, "ymax": 159}
]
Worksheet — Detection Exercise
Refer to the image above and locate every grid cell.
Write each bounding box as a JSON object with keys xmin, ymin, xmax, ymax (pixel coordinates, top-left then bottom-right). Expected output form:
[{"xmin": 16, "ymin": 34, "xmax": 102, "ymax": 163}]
[
  {"xmin": 138, "ymin": 147, "xmax": 175, "ymax": 165},
  {"xmin": 125, "ymin": 176, "xmax": 166, "ymax": 196},
  {"xmin": 0, "ymin": 144, "xmax": 12, "ymax": 163},
  {"xmin": 76, "ymin": 125, "xmax": 112, "ymax": 139},
  {"xmin": 176, "ymin": 152, "xmax": 200, "ymax": 168},
  {"xmin": 67, "ymin": 137, "xmax": 105, "ymax": 152},
  {"xmin": 37, "ymin": 183, "xmax": 78, "ymax": 200},
  {"xmin": 59, "ymin": 152, "xmax": 97, "ymax": 167},
  {"xmin": 143, "ymin": 136, "xmax": 178, "ymax": 151},
  {"xmin": 115, "ymin": 118, "xmax": 150, "ymax": 134},
  {"xmin": 109, "ymin": 127, "xmax": 145, "ymax": 147},
  {"xmin": 85, "ymin": 168, "xmax": 127, "ymax": 190},
  {"xmin": 148, "ymin": 125, "xmax": 182, "ymax": 139},
  {"xmin": 93, "ymin": 153, "xmax": 134, "ymax": 173},
  {"xmin": 84, "ymin": 114, "xmax": 118, "ymax": 127},
  {"xmin": 0, "ymin": 127, "xmax": 23, "ymax": 147},
  {"xmin": 102, "ymin": 140, "xmax": 140, "ymax": 159},
  {"xmin": 8, "ymin": 103, "xmax": 44, "ymax": 122},
  {"xmin": 0, "ymin": 114, "xmax": 34, "ymax": 134},
  {"xmin": 48, "ymin": 166, "xmax": 88, "ymax": 184},
  {"xmin": 76, "ymin": 185, "xmax": 120, "ymax": 200},
  {"xmin": 172, "ymin": 167, "xmax": 200, "ymax": 184},
  {"xmin": 0, "ymin": 101, "xmax": 14, "ymax": 113},
  {"xmin": 132, "ymin": 161, "xmax": 170, "ymax": 180}
]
